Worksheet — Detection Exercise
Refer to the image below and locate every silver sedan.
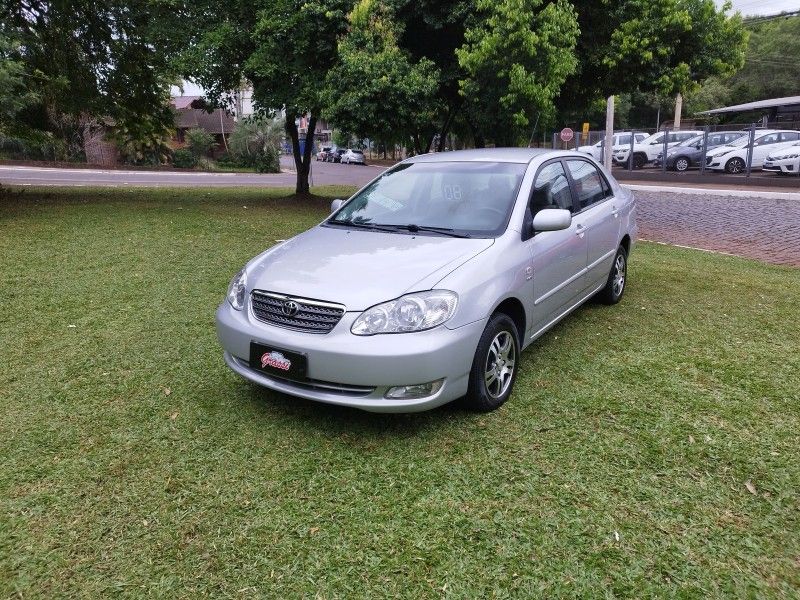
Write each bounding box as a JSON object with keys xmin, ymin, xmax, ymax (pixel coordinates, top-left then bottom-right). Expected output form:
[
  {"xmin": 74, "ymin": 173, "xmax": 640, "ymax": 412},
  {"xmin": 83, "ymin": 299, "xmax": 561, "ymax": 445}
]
[{"xmin": 216, "ymin": 148, "xmax": 637, "ymax": 412}]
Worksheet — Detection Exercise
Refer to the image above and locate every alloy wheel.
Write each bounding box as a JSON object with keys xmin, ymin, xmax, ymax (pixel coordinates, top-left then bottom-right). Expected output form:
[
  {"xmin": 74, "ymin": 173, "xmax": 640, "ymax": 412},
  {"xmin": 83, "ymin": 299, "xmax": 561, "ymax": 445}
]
[
  {"xmin": 612, "ymin": 253, "xmax": 626, "ymax": 298},
  {"xmin": 726, "ymin": 158, "xmax": 745, "ymax": 174},
  {"xmin": 484, "ymin": 331, "xmax": 516, "ymax": 399},
  {"xmin": 675, "ymin": 157, "xmax": 689, "ymax": 171}
]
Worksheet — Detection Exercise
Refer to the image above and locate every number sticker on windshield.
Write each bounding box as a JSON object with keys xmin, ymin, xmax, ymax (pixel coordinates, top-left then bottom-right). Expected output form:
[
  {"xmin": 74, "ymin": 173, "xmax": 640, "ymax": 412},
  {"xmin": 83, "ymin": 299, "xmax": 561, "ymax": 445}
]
[{"xmin": 443, "ymin": 185, "xmax": 462, "ymax": 201}]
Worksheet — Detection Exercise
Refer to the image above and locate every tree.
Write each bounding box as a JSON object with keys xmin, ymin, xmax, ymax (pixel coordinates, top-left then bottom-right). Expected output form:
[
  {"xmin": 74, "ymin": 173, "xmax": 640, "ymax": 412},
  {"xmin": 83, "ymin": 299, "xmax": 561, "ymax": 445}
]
[
  {"xmin": 685, "ymin": 14, "xmax": 800, "ymax": 115},
  {"xmin": 456, "ymin": 0, "xmax": 579, "ymax": 146},
  {"xmin": 557, "ymin": 0, "xmax": 748, "ymax": 119},
  {"xmin": 324, "ymin": 0, "xmax": 579, "ymax": 150},
  {"xmin": 1, "ymin": 1, "xmax": 178, "ymax": 156},
  {"xmin": 322, "ymin": 0, "xmax": 440, "ymax": 154},
  {"xmin": 0, "ymin": 34, "xmax": 38, "ymax": 129},
  {"xmin": 179, "ymin": 0, "xmax": 353, "ymax": 193}
]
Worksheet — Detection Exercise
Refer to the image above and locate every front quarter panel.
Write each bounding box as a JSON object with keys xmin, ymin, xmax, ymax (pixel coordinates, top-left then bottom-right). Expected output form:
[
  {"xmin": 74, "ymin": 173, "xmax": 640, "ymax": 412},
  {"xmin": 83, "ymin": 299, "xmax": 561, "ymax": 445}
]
[{"xmin": 438, "ymin": 233, "xmax": 532, "ymax": 333}]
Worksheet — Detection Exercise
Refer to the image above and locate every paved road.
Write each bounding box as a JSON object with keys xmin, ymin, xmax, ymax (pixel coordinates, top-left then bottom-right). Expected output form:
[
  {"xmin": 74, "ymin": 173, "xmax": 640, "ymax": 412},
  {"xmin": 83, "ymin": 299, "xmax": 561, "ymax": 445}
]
[{"xmin": 0, "ymin": 157, "xmax": 383, "ymax": 188}]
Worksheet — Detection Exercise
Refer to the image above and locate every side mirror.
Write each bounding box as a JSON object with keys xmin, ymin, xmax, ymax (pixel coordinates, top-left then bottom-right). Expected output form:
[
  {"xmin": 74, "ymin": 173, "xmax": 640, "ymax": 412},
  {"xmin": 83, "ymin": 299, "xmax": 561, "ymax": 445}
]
[
  {"xmin": 533, "ymin": 208, "xmax": 571, "ymax": 232},
  {"xmin": 330, "ymin": 198, "xmax": 344, "ymax": 213}
]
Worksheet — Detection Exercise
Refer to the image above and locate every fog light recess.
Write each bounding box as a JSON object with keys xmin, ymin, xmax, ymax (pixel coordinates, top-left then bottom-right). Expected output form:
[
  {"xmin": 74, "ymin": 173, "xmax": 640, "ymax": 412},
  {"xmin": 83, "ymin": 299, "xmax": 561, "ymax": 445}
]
[{"xmin": 384, "ymin": 379, "xmax": 444, "ymax": 400}]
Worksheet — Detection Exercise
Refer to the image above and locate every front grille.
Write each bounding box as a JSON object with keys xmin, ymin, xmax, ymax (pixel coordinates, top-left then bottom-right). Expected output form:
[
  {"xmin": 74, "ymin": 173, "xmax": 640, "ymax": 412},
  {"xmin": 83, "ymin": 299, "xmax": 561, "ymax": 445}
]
[
  {"xmin": 251, "ymin": 290, "xmax": 345, "ymax": 334},
  {"xmin": 706, "ymin": 156, "xmax": 713, "ymax": 165}
]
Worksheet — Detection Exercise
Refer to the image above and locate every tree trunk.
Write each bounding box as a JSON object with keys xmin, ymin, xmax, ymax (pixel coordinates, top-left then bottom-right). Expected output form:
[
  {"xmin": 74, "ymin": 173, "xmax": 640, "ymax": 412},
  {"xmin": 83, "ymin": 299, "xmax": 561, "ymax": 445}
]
[
  {"xmin": 437, "ymin": 103, "xmax": 459, "ymax": 152},
  {"xmin": 285, "ymin": 113, "xmax": 317, "ymax": 195}
]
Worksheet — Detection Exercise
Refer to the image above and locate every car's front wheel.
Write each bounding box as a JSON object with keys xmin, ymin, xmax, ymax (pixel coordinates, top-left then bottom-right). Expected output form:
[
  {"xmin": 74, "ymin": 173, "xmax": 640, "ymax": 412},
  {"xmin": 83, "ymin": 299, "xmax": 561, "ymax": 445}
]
[
  {"xmin": 464, "ymin": 313, "xmax": 520, "ymax": 412},
  {"xmin": 725, "ymin": 157, "xmax": 746, "ymax": 174},
  {"xmin": 633, "ymin": 153, "xmax": 647, "ymax": 169},
  {"xmin": 674, "ymin": 156, "xmax": 690, "ymax": 172}
]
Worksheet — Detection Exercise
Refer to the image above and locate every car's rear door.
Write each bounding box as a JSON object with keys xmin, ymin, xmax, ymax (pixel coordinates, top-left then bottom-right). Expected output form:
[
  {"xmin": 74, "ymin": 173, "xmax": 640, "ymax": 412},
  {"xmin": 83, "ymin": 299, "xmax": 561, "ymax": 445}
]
[{"xmin": 564, "ymin": 158, "xmax": 620, "ymax": 291}]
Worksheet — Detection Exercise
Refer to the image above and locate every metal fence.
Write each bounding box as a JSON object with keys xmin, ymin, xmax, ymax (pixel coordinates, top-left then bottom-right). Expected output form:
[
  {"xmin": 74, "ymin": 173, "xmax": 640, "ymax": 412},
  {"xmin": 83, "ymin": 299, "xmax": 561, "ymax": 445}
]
[{"xmin": 548, "ymin": 122, "xmax": 800, "ymax": 178}]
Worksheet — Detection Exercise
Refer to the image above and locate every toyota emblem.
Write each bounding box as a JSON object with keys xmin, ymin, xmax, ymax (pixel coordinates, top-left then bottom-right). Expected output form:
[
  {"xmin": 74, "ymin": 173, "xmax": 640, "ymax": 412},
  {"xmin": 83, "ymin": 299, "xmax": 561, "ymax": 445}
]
[{"xmin": 281, "ymin": 300, "xmax": 299, "ymax": 316}]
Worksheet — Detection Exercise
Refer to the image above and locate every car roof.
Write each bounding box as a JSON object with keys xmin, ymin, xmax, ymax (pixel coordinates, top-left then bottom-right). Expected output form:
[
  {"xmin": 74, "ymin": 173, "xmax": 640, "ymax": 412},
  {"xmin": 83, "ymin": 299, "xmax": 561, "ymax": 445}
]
[{"xmin": 405, "ymin": 148, "xmax": 557, "ymax": 165}]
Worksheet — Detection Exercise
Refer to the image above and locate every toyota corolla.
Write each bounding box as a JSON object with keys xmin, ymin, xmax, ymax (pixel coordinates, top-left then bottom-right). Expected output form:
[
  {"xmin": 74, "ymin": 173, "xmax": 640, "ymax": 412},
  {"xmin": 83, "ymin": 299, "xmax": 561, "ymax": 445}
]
[{"xmin": 216, "ymin": 148, "xmax": 637, "ymax": 412}]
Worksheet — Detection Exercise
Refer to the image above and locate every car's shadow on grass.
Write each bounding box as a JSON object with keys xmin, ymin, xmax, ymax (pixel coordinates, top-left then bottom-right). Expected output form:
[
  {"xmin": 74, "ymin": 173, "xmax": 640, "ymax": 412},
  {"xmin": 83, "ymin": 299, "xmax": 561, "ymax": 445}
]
[{"xmin": 243, "ymin": 382, "xmax": 472, "ymax": 438}]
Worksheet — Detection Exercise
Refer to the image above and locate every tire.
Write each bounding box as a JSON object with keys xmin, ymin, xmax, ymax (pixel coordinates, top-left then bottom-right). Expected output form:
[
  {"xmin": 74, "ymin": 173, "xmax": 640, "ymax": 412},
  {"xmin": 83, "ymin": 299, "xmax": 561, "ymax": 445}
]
[
  {"xmin": 464, "ymin": 313, "xmax": 521, "ymax": 412},
  {"xmin": 674, "ymin": 156, "xmax": 690, "ymax": 172},
  {"xmin": 725, "ymin": 157, "xmax": 746, "ymax": 174},
  {"xmin": 633, "ymin": 153, "xmax": 647, "ymax": 169},
  {"xmin": 597, "ymin": 245, "xmax": 628, "ymax": 305}
]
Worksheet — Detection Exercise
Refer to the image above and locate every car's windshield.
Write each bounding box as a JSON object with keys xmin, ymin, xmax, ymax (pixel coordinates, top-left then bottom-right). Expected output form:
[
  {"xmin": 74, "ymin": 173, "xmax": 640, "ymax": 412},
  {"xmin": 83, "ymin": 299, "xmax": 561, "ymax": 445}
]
[
  {"xmin": 726, "ymin": 134, "xmax": 754, "ymax": 148},
  {"xmin": 327, "ymin": 161, "xmax": 527, "ymax": 237},
  {"xmin": 676, "ymin": 134, "xmax": 703, "ymax": 147},
  {"xmin": 641, "ymin": 133, "xmax": 663, "ymax": 144}
]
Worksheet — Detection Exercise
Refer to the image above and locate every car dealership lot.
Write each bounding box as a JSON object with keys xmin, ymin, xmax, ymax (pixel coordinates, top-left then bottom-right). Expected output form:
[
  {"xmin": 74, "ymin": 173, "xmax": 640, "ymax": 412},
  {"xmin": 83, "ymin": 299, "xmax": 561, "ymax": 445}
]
[{"xmin": 1, "ymin": 185, "xmax": 798, "ymax": 597}]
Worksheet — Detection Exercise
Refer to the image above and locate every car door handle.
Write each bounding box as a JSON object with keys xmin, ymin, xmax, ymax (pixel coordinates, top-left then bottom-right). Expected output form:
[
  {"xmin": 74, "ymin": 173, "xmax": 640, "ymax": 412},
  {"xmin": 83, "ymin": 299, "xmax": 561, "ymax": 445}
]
[
  {"xmin": 611, "ymin": 205, "xmax": 619, "ymax": 217},
  {"xmin": 575, "ymin": 223, "xmax": 585, "ymax": 237}
]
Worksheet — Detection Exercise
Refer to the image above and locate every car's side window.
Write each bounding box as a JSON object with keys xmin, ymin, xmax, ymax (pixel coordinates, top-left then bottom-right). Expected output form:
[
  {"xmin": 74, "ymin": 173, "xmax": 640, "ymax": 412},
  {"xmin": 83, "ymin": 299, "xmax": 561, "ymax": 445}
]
[
  {"xmin": 530, "ymin": 162, "xmax": 574, "ymax": 216},
  {"xmin": 780, "ymin": 132, "xmax": 800, "ymax": 142},
  {"xmin": 755, "ymin": 133, "xmax": 780, "ymax": 146},
  {"xmin": 565, "ymin": 160, "xmax": 608, "ymax": 211},
  {"xmin": 709, "ymin": 134, "xmax": 725, "ymax": 146}
]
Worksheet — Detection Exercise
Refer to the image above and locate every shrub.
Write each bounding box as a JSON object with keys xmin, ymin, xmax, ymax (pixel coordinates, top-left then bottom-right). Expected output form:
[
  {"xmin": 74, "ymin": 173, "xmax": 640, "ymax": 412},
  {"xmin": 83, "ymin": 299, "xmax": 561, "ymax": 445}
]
[
  {"xmin": 229, "ymin": 117, "xmax": 283, "ymax": 173},
  {"xmin": 172, "ymin": 148, "xmax": 197, "ymax": 169},
  {"xmin": 185, "ymin": 128, "xmax": 216, "ymax": 157}
]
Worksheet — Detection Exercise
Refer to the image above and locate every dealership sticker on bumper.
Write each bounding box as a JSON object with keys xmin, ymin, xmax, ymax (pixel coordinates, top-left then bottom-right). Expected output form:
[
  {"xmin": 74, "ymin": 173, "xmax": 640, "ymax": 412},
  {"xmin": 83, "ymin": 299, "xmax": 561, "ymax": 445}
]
[{"xmin": 250, "ymin": 342, "xmax": 308, "ymax": 381}]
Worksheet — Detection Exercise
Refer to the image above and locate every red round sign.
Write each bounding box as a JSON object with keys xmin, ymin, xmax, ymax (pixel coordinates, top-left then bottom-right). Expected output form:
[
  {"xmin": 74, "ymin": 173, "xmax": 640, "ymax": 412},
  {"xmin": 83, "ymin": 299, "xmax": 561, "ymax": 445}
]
[{"xmin": 560, "ymin": 127, "xmax": 574, "ymax": 142}]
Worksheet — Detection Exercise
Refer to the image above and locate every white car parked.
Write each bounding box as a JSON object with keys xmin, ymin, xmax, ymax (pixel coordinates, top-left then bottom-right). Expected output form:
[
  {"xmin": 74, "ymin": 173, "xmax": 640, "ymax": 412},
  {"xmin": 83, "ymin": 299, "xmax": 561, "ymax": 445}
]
[
  {"xmin": 763, "ymin": 142, "xmax": 800, "ymax": 175},
  {"xmin": 341, "ymin": 149, "xmax": 366, "ymax": 165},
  {"xmin": 577, "ymin": 132, "xmax": 649, "ymax": 160},
  {"xmin": 613, "ymin": 130, "xmax": 703, "ymax": 169},
  {"xmin": 705, "ymin": 130, "xmax": 800, "ymax": 174}
]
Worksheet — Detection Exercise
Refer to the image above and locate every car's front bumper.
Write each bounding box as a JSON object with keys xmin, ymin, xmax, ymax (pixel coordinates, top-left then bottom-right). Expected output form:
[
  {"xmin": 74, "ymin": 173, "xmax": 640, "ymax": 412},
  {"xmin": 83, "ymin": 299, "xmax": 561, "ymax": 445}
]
[
  {"xmin": 763, "ymin": 158, "xmax": 799, "ymax": 174},
  {"xmin": 216, "ymin": 302, "xmax": 487, "ymax": 412}
]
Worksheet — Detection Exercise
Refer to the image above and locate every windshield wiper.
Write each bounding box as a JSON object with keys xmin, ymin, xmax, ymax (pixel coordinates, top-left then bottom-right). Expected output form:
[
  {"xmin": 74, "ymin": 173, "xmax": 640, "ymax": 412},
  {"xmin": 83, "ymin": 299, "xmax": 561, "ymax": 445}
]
[
  {"xmin": 327, "ymin": 219, "xmax": 399, "ymax": 233},
  {"xmin": 393, "ymin": 224, "xmax": 472, "ymax": 238}
]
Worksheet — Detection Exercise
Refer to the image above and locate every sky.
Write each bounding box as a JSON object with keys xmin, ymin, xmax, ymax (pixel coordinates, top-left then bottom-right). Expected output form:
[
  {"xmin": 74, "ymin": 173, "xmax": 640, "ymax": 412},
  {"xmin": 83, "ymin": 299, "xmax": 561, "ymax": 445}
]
[{"xmin": 720, "ymin": 0, "xmax": 800, "ymax": 15}]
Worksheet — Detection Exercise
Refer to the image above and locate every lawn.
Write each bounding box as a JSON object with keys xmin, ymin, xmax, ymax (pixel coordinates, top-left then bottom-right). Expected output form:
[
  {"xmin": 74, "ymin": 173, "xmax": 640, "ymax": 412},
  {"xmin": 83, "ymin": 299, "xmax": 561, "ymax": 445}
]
[{"xmin": 1, "ymin": 186, "xmax": 799, "ymax": 598}]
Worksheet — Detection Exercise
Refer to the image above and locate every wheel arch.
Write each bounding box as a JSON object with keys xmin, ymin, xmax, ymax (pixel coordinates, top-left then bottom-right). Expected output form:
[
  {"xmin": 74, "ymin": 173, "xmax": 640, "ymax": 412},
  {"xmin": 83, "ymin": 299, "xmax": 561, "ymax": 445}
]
[{"xmin": 492, "ymin": 297, "xmax": 526, "ymax": 340}]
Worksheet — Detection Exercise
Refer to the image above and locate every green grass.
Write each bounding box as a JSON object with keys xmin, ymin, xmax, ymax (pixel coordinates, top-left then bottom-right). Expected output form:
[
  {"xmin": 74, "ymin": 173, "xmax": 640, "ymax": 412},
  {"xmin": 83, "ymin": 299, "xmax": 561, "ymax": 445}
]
[{"xmin": 1, "ymin": 186, "xmax": 799, "ymax": 598}]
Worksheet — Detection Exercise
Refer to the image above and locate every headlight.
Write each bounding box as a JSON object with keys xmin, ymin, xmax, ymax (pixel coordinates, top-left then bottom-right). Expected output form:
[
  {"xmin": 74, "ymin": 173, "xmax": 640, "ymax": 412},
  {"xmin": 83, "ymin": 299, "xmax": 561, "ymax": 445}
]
[
  {"xmin": 351, "ymin": 290, "xmax": 458, "ymax": 335},
  {"xmin": 226, "ymin": 269, "xmax": 247, "ymax": 310}
]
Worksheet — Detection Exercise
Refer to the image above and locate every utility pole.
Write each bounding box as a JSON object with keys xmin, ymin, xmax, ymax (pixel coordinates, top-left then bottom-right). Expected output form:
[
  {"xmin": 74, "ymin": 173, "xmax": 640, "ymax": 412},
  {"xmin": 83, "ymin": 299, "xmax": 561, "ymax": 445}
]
[
  {"xmin": 674, "ymin": 92, "xmax": 683, "ymax": 130},
  {"xmin": 603, "ymin": 95, "xmax": 614, "ymax": 171}
]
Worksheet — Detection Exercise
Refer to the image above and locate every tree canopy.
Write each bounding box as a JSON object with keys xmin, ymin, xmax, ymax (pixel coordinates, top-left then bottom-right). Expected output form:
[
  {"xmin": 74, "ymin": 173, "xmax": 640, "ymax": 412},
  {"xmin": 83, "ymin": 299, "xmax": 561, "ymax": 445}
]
[{"xmin": 1, "ymin": 1, "xmax": 178, "ymax": 160}]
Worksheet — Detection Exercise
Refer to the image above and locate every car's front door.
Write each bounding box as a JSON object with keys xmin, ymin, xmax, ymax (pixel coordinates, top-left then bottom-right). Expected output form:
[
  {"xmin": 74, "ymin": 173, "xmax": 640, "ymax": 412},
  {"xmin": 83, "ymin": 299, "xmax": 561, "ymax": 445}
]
[
  {"xmin": 525, "ymin": 160, "xmax": 587, "ymax": 336},
  {"xmin": 565, "ymin": 159, "xmax": 620, "ymax": 291}
]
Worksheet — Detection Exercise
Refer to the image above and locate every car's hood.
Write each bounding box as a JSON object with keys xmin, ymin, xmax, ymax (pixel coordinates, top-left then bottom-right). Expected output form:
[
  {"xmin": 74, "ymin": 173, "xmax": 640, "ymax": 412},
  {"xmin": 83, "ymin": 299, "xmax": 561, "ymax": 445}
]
[
  {"xmin": 770, "ymin": 146, "xmax": 800, "ymax": 159},
  {"xmin": 668, "ymin": 146, "xmax": 700, "ymax": 156},
  {"xmin": 247, "ymin": 225, "xmax": 495, "ymax": 311},
  {"xmin": 707, "ymin": 145, "xmax": 738, "ymax": 157}
]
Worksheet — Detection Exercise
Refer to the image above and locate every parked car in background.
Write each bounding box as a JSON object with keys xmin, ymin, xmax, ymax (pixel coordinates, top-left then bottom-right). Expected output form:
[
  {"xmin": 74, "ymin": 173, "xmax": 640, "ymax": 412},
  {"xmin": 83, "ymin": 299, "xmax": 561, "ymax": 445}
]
[
  {"xmin": 763, "ymin": 141, "xmax": 800, "ymax": 175},
  {"xmin": 706, "ymin": 130, "xmax": 800, "ymax": 173},
  {"xmin": 328, "ymin": 149, "xmax": 347, "ymax": 163},
  {"xmin": 216, "ymin": 148, "xmax": 637, "ymax": 413},
  {"xmin": 653, "ymin": 131, "xmax": 747, "ymax": 171},
  {"xmin": 316, "ymin": 146, "xmax": 333, "ymax": 161},
  {"xmin": 613, "ymin": 130, "xmax": 703, "ymax": 168},
  {"xmin": 577, "ymin": 132, "xmax": 648, "ymax": 160},
  {"xmin": 341, "ymin": 149, "xmax": 366, "ymax": 165}
]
